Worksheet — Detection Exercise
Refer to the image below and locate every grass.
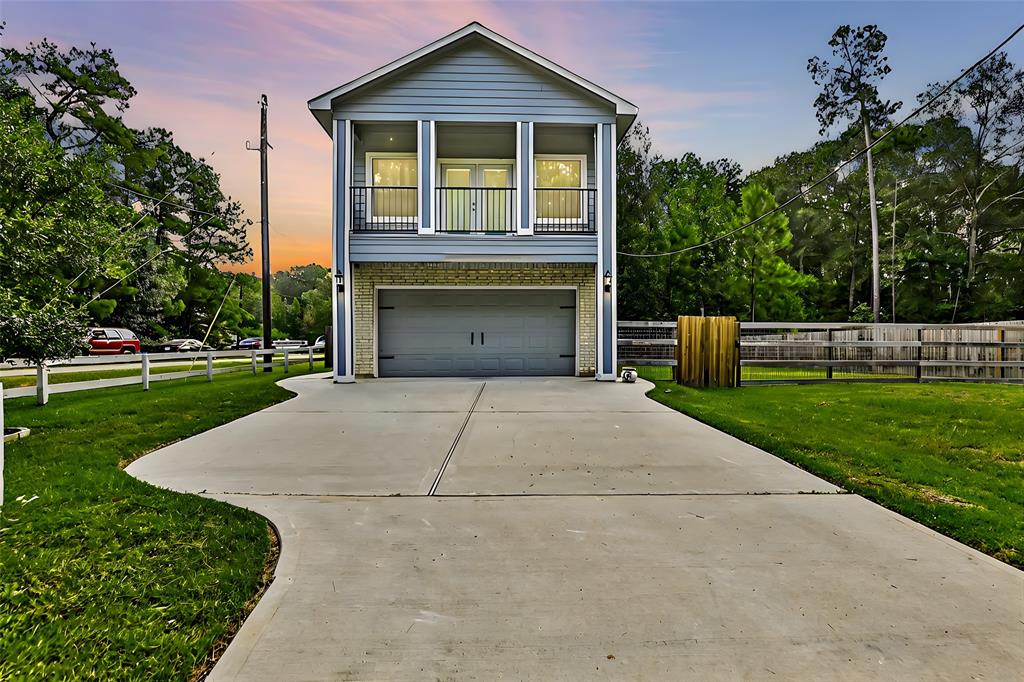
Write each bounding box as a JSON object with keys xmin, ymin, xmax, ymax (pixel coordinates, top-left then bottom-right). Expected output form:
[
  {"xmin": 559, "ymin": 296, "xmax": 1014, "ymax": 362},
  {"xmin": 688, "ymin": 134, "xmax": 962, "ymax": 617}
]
[
  {"xmin": 741, "ymin": 366, "xmax": 915, "ymax": 382},
  {"xmin": 650, "ymin": 381, "xmax": 1024, "ymax": 568},
  {"xmin": 619, "ymin": 365, "xmax": 915, "ymax": 383},
  {"xmin": 0, "ymin": 364, "xmax": 324, "ymax": 680},
  {"xmin": 0, "ymin": 359, "xmax": 254, "ymax": 390}
]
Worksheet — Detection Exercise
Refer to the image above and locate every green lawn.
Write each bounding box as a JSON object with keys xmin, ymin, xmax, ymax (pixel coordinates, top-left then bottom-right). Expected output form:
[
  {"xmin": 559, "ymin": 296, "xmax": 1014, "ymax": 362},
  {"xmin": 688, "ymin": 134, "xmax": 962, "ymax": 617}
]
[
  {"xmin": 621, "ymin": 365, "xmax": 916, "ymax": 384},
  {"xmin": 650, "ymin": 381, "xmax": 1024, "ymax": 568},
  {"xmin": 0, "ymin": 364, "xmax": 323, "ymax": 680}
]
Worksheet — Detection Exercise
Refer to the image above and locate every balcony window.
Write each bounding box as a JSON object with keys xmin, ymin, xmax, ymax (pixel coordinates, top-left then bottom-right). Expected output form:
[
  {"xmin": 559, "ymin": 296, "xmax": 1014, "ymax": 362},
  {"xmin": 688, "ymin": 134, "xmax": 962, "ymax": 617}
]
[
  {"xmin": 368, "ymin": 154, "xmax": 417, "ymax": 220},
  {"xmin": 535, "ymin": 156, "xmax": 584, "ymax": 221}
]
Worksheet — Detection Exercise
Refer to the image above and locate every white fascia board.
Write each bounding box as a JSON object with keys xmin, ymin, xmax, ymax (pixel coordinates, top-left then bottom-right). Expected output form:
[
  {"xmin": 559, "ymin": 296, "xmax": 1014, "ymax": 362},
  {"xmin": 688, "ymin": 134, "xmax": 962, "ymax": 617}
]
[{"xmin": 307, "ymin": 23, "xmax": 638, "ymax": 119}]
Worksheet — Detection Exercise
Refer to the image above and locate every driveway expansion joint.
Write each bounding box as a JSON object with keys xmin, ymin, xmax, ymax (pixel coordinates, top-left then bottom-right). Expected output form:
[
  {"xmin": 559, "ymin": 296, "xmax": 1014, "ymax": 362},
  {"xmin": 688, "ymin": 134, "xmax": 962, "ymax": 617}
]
[{"xmin": 428, "ymin": 381, "xmax": 486, "ymax": 495}]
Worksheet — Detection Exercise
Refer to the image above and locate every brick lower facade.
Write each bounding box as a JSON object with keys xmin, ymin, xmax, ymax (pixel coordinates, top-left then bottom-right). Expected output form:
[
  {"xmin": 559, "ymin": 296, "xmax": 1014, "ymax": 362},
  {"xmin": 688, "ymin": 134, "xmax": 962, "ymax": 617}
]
[{"xmin": 352, "ymin": 262, "xmax": 597, "ymax": 377}]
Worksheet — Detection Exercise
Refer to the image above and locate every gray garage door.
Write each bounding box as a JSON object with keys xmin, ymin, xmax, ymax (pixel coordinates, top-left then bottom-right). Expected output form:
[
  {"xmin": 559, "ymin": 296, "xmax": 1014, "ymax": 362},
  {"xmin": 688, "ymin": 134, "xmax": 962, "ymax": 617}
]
[{"xmin": 377, "ymin": 289, "xmax": 575, "ymax": 377}]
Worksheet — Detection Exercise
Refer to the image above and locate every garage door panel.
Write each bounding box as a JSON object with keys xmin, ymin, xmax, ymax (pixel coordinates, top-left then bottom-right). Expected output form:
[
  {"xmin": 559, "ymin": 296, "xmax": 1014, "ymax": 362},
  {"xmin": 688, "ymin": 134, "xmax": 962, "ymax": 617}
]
[{"xmin": 378, "ymin": 289, "xmax": 575, "ymax": 377}]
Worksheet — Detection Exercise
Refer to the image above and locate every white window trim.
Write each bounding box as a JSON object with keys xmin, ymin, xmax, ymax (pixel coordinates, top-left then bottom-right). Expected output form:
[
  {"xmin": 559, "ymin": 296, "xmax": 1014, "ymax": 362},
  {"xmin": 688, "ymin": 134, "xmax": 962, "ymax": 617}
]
[
  {"xmin": 365, "ymin": 151, "xmax": 418, "ymax": 222},
  {"xmin": 435, "ymin": 158, "xmax": 517, "ymax": 185},
  {"xmin": 533, "ymin": 153, "xmax": 588, "ymax": 225}
]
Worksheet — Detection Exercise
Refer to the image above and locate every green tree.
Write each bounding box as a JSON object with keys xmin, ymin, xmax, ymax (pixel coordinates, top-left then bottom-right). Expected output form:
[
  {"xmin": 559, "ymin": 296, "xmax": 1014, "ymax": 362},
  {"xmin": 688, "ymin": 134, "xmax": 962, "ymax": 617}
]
[
  {"xmin": 808, "ymin": 24, "xmax": 901, "ymax": 322},
  {"xmin": 0, "ymin": 36, "xmax": 156, "ymax": 174},
  {"xmin": 726, "ymin": 185, "xmax": 814, "ymax": 321},
  {"xmin": 918, "ymin": 51, "xmax": 1024, "ymax": 290},
  {"xmin": 0, "ymin": 93, "xmax": 134, "ymax": 363}
]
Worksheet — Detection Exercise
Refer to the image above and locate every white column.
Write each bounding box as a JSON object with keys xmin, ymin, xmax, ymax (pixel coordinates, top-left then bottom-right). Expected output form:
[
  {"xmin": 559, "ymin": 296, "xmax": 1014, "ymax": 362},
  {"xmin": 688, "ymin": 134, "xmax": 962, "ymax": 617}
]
[
  {"xmin": 141, "ymin": 353, "xmax": 150, "ymax": 390},
  {"xmin": 206, "ymin": 350, "xmax": 214, "ymax": 381}
]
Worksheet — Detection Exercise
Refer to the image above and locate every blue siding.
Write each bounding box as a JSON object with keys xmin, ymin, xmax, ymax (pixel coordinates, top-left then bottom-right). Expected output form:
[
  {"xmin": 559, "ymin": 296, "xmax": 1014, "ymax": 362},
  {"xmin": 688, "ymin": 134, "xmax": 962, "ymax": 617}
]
[
  {"xmin": 334, "ymin": 38, "xmax": 614, "ymax": 123},
  {"xmin": 350, "ymin": 235, "xmax": 597, "ymax": 263}
]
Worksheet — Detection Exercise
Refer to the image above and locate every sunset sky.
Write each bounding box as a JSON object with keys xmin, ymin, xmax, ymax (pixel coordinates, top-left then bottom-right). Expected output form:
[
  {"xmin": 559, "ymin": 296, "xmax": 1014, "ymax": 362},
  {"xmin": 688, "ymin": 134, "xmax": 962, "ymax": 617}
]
[{"xmin": 4, "ymin": 1, "xmax": 1023, "ymax": 271}]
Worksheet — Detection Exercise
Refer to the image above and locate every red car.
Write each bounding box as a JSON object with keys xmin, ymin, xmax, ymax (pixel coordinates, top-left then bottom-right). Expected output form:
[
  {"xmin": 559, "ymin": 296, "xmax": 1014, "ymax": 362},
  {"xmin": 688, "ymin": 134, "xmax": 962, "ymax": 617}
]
[{"xmin": 87, "ymin": 328, "xmax": 141, "ymax": 355}]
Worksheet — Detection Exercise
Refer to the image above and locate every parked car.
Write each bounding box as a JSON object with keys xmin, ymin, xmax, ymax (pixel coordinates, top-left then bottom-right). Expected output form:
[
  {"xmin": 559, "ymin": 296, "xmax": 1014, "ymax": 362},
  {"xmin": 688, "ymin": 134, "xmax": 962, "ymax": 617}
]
[
  {"xmin": 158, "ymin": 338, "xmax": 213, "ymax": 353},
  {"xmin": 273, "ymin": 339, "xmax": 307, "ymax": 349},
  {"xmin": 87, "ymin": 328, "xmax": 141, "ymax": 355},
  {"xmin": 311, "ymin": 336, "xmax": 325, "ymax": 351},
  {"xmin": 232, "ymin": 337, "xmax": 262, "ymax": 350}
]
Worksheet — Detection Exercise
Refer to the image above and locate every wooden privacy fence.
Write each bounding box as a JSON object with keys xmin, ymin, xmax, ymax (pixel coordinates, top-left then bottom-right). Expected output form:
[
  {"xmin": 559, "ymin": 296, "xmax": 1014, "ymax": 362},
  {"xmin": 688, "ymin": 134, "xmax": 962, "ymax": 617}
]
[
  {"xmin": 739, "ymin": 322, "xmax": 1024, "ymax": 384},
  {"xmin": 676, "ymin": 316, "xmax": 740, "ymax": 387},
  {"xmin": 1, "ymin": 348, "xmax": 324, "ymax": 406},
  {"xmin": 617, "ymin": 320, "xmax": 1024, "ymax": 386}
]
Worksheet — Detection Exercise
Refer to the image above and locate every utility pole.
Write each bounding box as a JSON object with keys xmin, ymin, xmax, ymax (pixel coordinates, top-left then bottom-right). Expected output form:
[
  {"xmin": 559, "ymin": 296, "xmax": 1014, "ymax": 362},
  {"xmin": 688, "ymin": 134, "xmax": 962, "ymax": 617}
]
[{"xmin": 247, "ymin": 95, "xmax": 272, "ymax": 371}]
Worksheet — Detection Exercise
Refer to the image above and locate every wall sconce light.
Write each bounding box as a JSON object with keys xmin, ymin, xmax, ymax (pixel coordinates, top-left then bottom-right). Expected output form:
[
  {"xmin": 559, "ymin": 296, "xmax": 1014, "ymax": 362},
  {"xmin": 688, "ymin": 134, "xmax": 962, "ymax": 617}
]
[
  {"xmin": 334, "ymin": 271, "xmax": 345, "ymax": 293},
  {"xmin": 603, "ymin": 270, "xmax": 613, "ymax": 293}
]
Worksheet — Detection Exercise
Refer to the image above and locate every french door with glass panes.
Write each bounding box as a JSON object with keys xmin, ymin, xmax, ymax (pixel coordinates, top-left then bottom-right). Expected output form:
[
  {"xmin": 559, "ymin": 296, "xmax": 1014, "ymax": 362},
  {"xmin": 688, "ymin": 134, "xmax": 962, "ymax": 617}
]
[{"xmin": 440, "ymin": 163, "xmax": 513, "ymax": 233}]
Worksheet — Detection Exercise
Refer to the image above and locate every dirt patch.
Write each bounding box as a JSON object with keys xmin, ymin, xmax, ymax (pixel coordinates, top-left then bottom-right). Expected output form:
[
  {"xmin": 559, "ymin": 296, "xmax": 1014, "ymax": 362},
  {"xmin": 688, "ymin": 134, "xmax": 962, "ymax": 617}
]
[{"xmin": 915, "ymin": 486, "xmax": 977, "ymax": 508}]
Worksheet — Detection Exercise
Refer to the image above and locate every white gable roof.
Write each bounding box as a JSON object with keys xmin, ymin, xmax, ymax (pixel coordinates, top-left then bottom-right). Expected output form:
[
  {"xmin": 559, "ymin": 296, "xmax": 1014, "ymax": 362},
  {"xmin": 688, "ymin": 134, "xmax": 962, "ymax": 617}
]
[{"xmin": 308, "ymin": 22, "xmax": 638, "ymax": 138}]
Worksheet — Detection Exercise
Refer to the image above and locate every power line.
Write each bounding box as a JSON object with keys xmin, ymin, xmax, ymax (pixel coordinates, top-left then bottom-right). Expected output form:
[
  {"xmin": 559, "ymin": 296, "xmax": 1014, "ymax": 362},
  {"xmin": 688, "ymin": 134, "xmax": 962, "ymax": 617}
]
[
  {"xmin": 86, "ymin": 213, "xmax": 220, "ymax": 304},
  {"xmin": 618, "ymin": 22, "xmax": 1024, "ymax": 258},
  {"xmin": 106, "ymin": 181, "xmax": 222, "ymax": 220},
  {"xmin": 46, "ymin": 154, "xmax": 214, "ymax": 307},
  {"xmin": 185, "ymin": 272, "xmax": 240, "ymax": 371}
]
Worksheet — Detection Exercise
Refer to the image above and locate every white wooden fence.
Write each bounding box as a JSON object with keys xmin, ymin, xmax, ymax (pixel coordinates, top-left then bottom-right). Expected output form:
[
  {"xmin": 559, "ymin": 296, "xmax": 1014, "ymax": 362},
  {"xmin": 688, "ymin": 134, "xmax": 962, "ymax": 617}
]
[{"xmin": 2, "ymin": 348, "xmax": 324, "ymax": 405}]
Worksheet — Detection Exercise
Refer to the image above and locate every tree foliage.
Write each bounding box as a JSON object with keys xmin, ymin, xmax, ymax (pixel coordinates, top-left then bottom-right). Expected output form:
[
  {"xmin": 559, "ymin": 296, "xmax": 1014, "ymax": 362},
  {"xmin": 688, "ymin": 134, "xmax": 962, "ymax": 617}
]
[{"xmin": 0, "ymin": 93, "xmax": 134, "ymax": 362}]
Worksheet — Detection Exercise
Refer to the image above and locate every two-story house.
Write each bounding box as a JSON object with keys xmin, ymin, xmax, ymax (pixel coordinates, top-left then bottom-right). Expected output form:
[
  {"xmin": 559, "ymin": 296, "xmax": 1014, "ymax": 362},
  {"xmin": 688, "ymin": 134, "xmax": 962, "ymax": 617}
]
[{"xmin": 308, "ymin": 22, "xmax": 637, "ymax": 382}]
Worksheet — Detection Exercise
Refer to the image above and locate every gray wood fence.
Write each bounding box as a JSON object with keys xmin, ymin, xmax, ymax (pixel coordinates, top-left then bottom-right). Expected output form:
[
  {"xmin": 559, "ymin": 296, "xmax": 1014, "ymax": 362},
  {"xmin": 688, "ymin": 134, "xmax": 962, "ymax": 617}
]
[{"xmin": 618, "ymin": 320, "xmax": 1024, "ymax": 385}]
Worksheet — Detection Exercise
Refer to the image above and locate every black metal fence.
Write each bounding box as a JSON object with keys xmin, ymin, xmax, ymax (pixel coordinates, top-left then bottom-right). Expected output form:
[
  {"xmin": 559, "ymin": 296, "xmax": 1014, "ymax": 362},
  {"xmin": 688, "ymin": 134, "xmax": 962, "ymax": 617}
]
[
  {"xmin": 351, "ymin": 186, "xmax": 597, "ymax": 235},
  {"xmin": 534, "ymin": 188, "xmax": 597, "ymax": 234},
  {"xmin": 435, "ymin": 187, "xmax": 516, "ymax": 234},
  {"xmin": 351, "ymin": 186, "xmax": 418, "ymax": 233}
]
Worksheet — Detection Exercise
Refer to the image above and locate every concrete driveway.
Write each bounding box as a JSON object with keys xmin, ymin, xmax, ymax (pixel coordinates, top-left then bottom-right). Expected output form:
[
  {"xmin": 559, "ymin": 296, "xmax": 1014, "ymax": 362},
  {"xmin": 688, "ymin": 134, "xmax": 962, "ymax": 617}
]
[{"xmin": 128, "ymin": 374, "xmax": 1024, "ymax": 680}]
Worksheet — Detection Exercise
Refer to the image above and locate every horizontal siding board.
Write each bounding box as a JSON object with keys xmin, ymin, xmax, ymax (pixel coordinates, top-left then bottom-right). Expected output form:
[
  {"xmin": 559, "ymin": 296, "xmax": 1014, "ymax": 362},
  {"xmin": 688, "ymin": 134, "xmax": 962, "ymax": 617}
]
[
  {"xmin": 352, "ymin": 90, "xmax": 587, "ymax": 103},
  {"xmin": 336, "ymin": 112, "xmax": 615, "ymax": 124},
  {"xmin": 350, "ymin": 235, "xmax": 598, "ymax": 263},
  {"xmin": 340, "ymin": 103, "xmax": 606, "ymax": 115},
  {"xmin": 335, "ymin": 37, "xmax": 614, "ymax": 121}
]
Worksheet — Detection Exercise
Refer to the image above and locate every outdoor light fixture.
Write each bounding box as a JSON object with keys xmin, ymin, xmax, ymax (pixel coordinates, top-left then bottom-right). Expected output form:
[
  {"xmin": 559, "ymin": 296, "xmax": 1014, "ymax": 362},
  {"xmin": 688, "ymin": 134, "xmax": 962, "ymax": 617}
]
[
  {"xmin": 603, "ymin": 270, "xmax": 613, "ymax": 293},
  {"xmin": 334, "ymin": 271, "xmax": 345, "ymax": 293}
]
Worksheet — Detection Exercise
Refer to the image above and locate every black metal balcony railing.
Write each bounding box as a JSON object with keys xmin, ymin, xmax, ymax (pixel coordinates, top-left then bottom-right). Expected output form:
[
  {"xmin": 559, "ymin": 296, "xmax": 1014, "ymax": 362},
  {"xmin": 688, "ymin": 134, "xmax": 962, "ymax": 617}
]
[
  {"xmin": 435, "ymin": 187, "xmax": 516, "ymax": 234},
  {"xmin": 533, "ymin": 188, "xmax": 596, "ymax": 234},
  {"xmin": 351, "ymin": 186, "xmax": 418, "ymax": 232},
  {"xmin": 351, "ymin": 186, "xmax": 597, "ymax": 234}
]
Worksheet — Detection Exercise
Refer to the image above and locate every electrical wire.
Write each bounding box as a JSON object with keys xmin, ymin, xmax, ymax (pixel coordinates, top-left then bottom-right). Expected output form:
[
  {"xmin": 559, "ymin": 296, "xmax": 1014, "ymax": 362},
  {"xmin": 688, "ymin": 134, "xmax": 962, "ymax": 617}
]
[
  {"xmin": 106, "ymin": 181, "xmax": 223, "ymax": 219},
  {"xmin": 85, "ymin": 213, "xmax": 220, "ymax": 304},
  {"xmin": 45, "ymin": 154, "xmax": 215, "ymax": 307},
  {"xmin": 618, "ymin": 22, "xmax": 1024, "ymax": 258},
  {"xmin": 185, "ymin": 272, "xmax": 240, "ymax": 373}
]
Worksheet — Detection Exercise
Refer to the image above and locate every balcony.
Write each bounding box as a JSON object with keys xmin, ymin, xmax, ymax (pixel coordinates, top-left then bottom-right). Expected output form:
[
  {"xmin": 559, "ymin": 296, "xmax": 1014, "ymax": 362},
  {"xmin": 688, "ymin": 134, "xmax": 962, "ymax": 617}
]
[
  {"xmin": 533, "ymin": 188, "xmax": 597, "ymax": 235},
  {"xmin": 435, "ymin": 187, "xmax": 515, "ymax": 234},
  {"xmin": 351, "ymin": 186, "xmax": 418, "ymax": 233},
  {"xmin": 351, "ymin": 186, "xmax": 596, "ymax": 234}
]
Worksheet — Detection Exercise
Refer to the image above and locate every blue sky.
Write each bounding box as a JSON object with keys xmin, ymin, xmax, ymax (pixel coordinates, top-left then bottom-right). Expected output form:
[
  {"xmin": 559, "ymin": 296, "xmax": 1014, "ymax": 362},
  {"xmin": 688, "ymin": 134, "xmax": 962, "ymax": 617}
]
[{"xmin": 3, "ymin": 1, "xmax": 1022, "ymax": 268}]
